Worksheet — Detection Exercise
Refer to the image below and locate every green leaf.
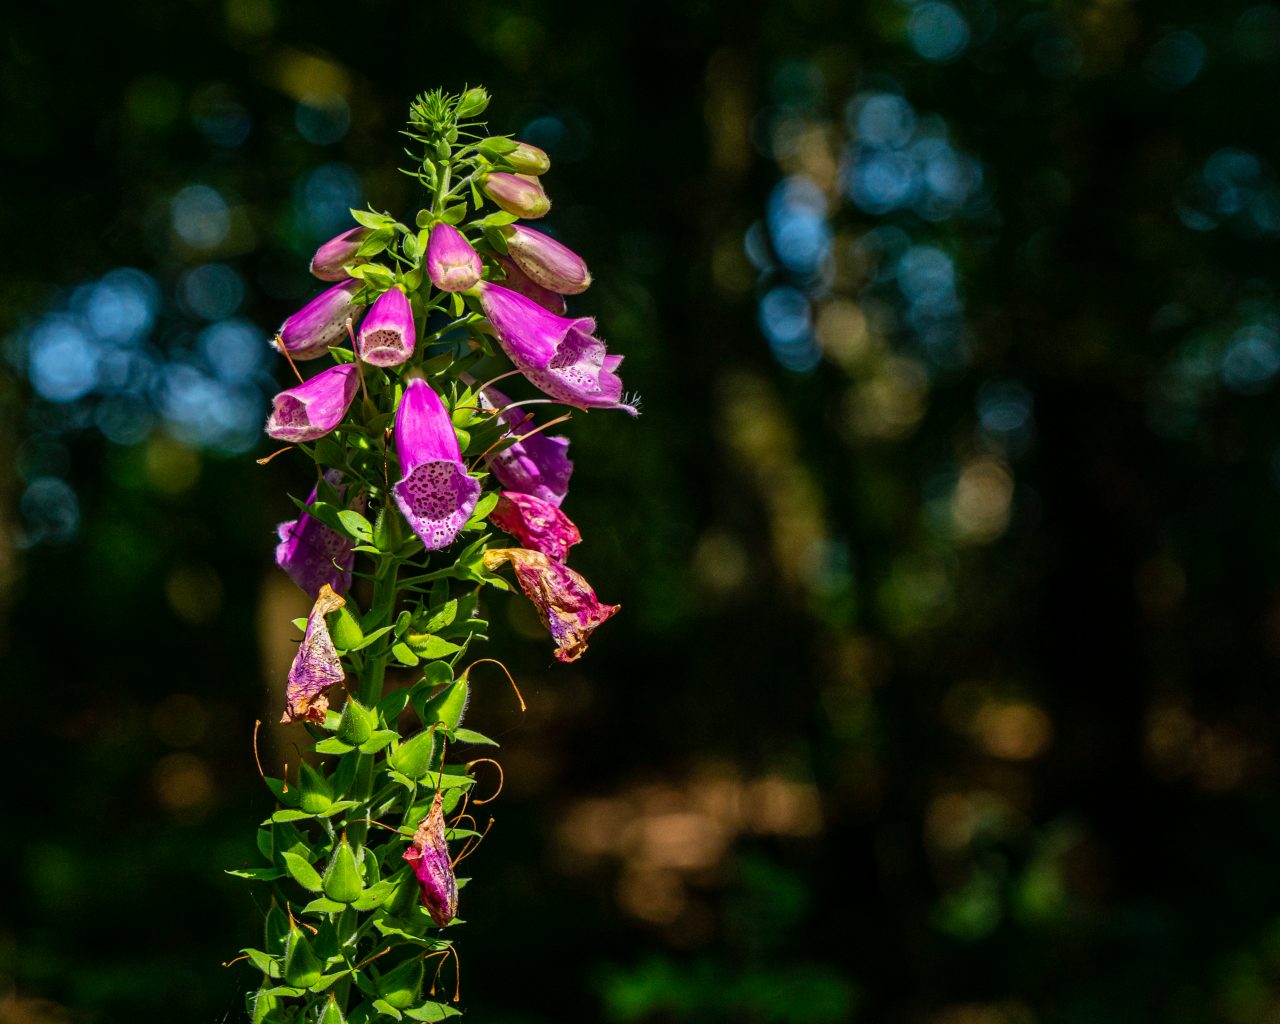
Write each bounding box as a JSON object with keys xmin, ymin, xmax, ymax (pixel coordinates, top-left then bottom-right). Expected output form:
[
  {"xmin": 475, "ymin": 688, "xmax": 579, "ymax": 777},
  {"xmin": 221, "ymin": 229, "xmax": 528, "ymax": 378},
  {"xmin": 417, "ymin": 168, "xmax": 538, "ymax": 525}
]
[
  {"xmin": 300, "ymin": 896, "xmax": 347, "ymax": 915},
  {"xmin": 377, "ymin": 955, "xmax": 425, "ymax": 1010},
  {"xmin": 391, "ymin": 642, "xmax": 420, "ymax": 667},
  {"xmin": 350, "ymin": 208, "xmax": 394, "ymax": 229},
  {"xmin": 256, "ymin": 827, "xmax": 273, "ymax": 861},
  {"xmin": 337, "ymin": 510, "xmax": 374, "ymax": 543},
  {"xmin": 359, "ymin": 729, "xmax": 398, "ymax": 754},
  {"xmin": 282, "ymin": 852, "xmax": 324, "ymax": 893},
  {"xmin": 309, "ymin": 970, "xmax": 352, "ymax": 993},
  {"xmin": 452, "ymin": 727, "xmax": 498, "ymax": 747},
  {"xmin": 352, "ymin": 625, "xmax": 395, "ymax": 651},
  {"xmin": 378, "ymin": 688, "xmax": 413, "ymax": 721},
  {"xmin": 405, "ymin": 1001, "xmax": 463, "ymax": 1021},
  {"xmin": 476, "ymin": 136, "xmax": 519, "ymax": 157},
  {"xmin": 464, "ymin": 492, "xmax": 499, "ymax": 529},
  {"xmin": 226, "ymin": 866, "xmax": 286, "ymax": 881},
  {"xmin": 441, "ymin": 204, "xmax": 468, "ymax": 224},
  {"xmin": 421, "ymin": 600, "xmax": 458, "ymax": 634},
  {"xmin": 405, "ymin": 634, "xmax": 462, "ymax": 659},
  {"xmin": 314, "ymin": 737, "xmax": 354, "ymax": 755},
  {"xmin": 242, "ymin": 948, "xmax": 280, "ymax": 978},
  {"xmin": 371, "ymin": 1000, "xmax": 405, "ymax": 1021},
  {"xmin": 267, "ymin": 809, "xmax": 314, "ymax": 824}
]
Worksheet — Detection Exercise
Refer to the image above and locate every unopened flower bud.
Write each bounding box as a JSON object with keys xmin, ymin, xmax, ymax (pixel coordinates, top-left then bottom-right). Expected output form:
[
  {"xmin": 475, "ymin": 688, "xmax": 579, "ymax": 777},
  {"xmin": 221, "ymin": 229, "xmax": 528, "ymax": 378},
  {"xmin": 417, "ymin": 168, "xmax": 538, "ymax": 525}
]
[
  {"xmin": 275, "ymin": 280, "xmax": 363, "ymax": 361},
  {"xmin": 426, "ymin": 223, "xmax": 482, "ymax": 293},
  {"xmin": 283, "ymin": 923, "xmax": 323, "ymax": 988},
  {"xmin": 481, "ymin": 172, "xmax": 550, "ymax": 219},
  {"xmin": 456, "ymin": 86, "xmax": 490, "ymax": 119},
  {"xmin": 377, "ymin": 957, "xmax": 425, "ymax": 1010},
  {"xmin": 506, "ymin": 141, "xmax": 550, "ymax": 175},
  {"xmin": 504, "ymin": 224, "xmax": 591, "ymax": 294},
  {"xmin": 322, "ymin": 838, "xmax": 364, "ymax": 904},
  {"xmin": 356, "ymin": 286, "xmax": 416, "ymax": 367},
  {"xmin": 310, "ymin": 227, "xmax": 371, "ymax": 281},
  {"xmin": 494, "ymin": 256, "xmax": 567, "ymax": 315}
]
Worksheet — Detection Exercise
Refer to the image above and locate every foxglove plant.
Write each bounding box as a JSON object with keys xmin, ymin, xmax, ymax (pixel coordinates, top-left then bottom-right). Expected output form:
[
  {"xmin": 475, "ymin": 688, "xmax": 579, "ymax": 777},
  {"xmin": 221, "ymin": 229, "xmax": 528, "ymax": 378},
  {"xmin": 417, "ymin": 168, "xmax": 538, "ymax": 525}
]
[{"xmin": 231, "ymin": 87, "xmax": 634, "ymax": 1024}]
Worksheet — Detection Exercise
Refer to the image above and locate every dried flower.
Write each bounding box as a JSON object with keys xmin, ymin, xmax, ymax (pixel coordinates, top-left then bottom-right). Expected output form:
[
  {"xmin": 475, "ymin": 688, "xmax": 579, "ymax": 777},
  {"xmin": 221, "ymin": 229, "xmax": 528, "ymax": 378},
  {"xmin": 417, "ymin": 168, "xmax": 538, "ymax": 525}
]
[
  {"xmin": 473, "ymin": 282, "xmax": 636, "ymax": 414},
  {"xmin": 393, "ymin": 378, "xmax": 481, "ymax": 550},
  {"xmin": 402, "ymin": 787, "xmax": 458, "ymax": 927},
  {"xmin": 310, "ymin": 227, "xmax": 371, "ymax": 281},
  {"xmin": 275, "ymin": 280, "xmax": 363, "ymax": 361},
  {"xmin": 482, "ymin": 547, "xmax": 619, "ymax": 662},
  {"xmin": 356, "ymin": 287, "xmax": 416, "ymax": 367},
  {"xmin": 281, "ymin": 584, "xmax": 346, "ymax": 724},
  {"xmin": 491, "ymin": 492, "xmax": 581, "ymax": 561},
  {"xmin": 504, "ymin": 225, "xmax": 591, "ymax": 295},
  {"xmin": 426, "ymin": 223, "xmax": 483, "ymax": 293},
  {"xmin": 275, "ymin": 472, "xmax": 362, "ymax": 598},
  {"xmin": 265, "ymin": 364, "xmax": 360, "ymax": 442}
]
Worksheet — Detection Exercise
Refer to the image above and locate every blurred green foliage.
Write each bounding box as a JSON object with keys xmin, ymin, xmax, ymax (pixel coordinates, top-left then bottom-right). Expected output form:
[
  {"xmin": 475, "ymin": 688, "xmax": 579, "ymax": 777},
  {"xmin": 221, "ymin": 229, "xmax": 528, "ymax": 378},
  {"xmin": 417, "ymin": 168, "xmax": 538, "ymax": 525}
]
[{"xmin": 7, "ymin": 1, "xmax": 1280, "ymax": 1022}]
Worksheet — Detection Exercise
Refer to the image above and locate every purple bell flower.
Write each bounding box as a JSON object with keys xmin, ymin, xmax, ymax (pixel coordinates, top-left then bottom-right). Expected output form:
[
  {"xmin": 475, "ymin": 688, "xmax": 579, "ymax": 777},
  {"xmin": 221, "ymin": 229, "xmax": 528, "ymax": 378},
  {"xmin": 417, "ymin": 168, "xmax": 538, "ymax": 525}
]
[
  {"xmin": 392, "ymin": 379, "xmax": 481, "ymax": 550},
  {"xmin": 473, "ymin": 282, "xmax": 637, "ymax": 415},
  {"xmin": 481, "ymin": 173, "xmax": 550, "ymax": 219},
  {"xmin": 504, "ymin": 225, "xmax": 591, "ymax": 295},
  {"xmin": 475, "ymin": 383, "xmax": 573, "ymax": 507},
  {"xmin": 356, "ymin": 287, "xmax": 416, "ymax": 367},
  {"xmin": 426, "ymin": 223, "xmax": 483, "ymax": 293},
  {"xmin": 402, "ymin": 788, "xmax": 458, "ymax": 927},
  {"xmin": 265, "ymin": 363, "xmax": 360, "ymax": 442},
  {"xmin": 310, "ymin": 227, "xmax": 371, "ymax": 281},
  {"xmin": 280, "ymin": 584, "xmax": 346, "ymax": 725},
  {"xmin": 275, "ymin": 280, "xmax": 364, "ymax": 361},
  {"xmin": 275, "ymin": 472, "xmax": 363, "ymax": 598},
  {"xmin": 494, "ymin": 256, "xmax": 567, "ymax": 316}
]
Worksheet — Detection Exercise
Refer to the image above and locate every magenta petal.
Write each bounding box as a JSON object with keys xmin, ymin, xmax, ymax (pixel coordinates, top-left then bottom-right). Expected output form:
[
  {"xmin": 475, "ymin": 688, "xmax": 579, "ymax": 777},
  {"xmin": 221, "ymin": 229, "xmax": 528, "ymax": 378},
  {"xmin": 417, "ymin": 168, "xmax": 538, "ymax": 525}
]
[
  {"xmin": 523, "ymin": 327, "xmax": 637, "ymax": 415},
  {"xmin": 426, "ymin": 223, "xmax": 482, "ymax": 293},
  {"xmin": 476, "ymin": 385, "xmax": 574, "ymax": 507},
  {"xmin": 393, "ymin": 461, "xmax": 481, "ymax": 551},
  {"xmin": 505, "ymin": 225, "xmax": 591, "ymax": 295},
  {"xmin": 392, "ymin": 379, "xmax": 479, "ymax": 549},
  {"xmin": 275, "ymin": 280, "xmax": 363, "ymax": 361},
  {"xmin": 357, "ymin": 287, "xmax": 416, "ymax": 367},
  {"xmin": 494, "ymin": 256, "xmax": 567, "ymax": 315},
  {"xmin": 491, "ymin": 492, "xmax": 581, "ymax": 561},
  {"xmin": 275, "ymin": 472, "xmax": 362, "ymax": 598},
  {"xmin": 310, "ymin": 227, "xmax": 370, "ymax": 281},
  {"xmin": 265, "ymin": 364, "xmax": 360, "ymax": 442},
  {"xmin": 476, "ymin": 282, "xmax": 594, "ymax": 369}
]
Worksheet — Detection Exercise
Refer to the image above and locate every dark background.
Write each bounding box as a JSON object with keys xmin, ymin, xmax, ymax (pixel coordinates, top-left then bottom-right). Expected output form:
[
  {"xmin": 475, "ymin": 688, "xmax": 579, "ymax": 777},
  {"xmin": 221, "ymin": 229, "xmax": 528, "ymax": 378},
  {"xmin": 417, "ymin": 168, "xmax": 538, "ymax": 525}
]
[{"xmin": 5, "ymin": 1, "xmax": 1280, "ymax": 1021}]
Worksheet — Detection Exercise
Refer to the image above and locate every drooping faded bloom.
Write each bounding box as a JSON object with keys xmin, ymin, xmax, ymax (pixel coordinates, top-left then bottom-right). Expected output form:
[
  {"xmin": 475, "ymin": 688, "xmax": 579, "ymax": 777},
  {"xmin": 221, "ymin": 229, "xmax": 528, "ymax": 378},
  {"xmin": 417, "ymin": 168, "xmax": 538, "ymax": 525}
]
[
  {"xmin": 265, "ymin": 363, "xmax": 360, "ymax": 442},
  {"xmin": 494, "ymin": 255, "xmax": 566, "ymax": 316},
  {"xmin": 482, "ymin": 548, "xmax": 619, "ymax": 662},
  {"xmin": 504, "ymin": 225, "xmax": 591, "ymax": 295},
  {"xmin": 426, "ymin": 223, "xmax": 482, "ymax": 293},
  {"xmin": 393, "ymin": 378, "xmax": 481, "ymax": 550},
  {"xmin": 475, "ymin": 383, "xmax": 573, "ymax": 507},
  {"xmin": 491, "ymin": 492, "xmax": 581, "ymax": 562},
  {"xmin": 505, "ymin": 141, "xmax": 550, "ymax": 176},
  {"xmin": 481, "ymin": 173, "xmax": 550, "ymax": 219},
  {"xmin": 275, "ymin": 472, "xmax": 363, "ymax": 598},
  {"xmin": 402, "ymin": 788, "xmax": 458, "ymax": 927},
  {"xmin": 473, "ymin": 282, "xmax": 636, "ymax": 415},
  {"xmin": 356, "ymin": 287, "xmax": 416, "ymax": 367},
  {"xmin": 310, "ymin": 227, "xmax": 371, "ymax": 281},
  {"xmin": 275, "ymin": 280, "xmax": 364, "ymax": 361},
  {"xmin": 281, "ymin": 584, "xmax": 346, "ymax": 724}
]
